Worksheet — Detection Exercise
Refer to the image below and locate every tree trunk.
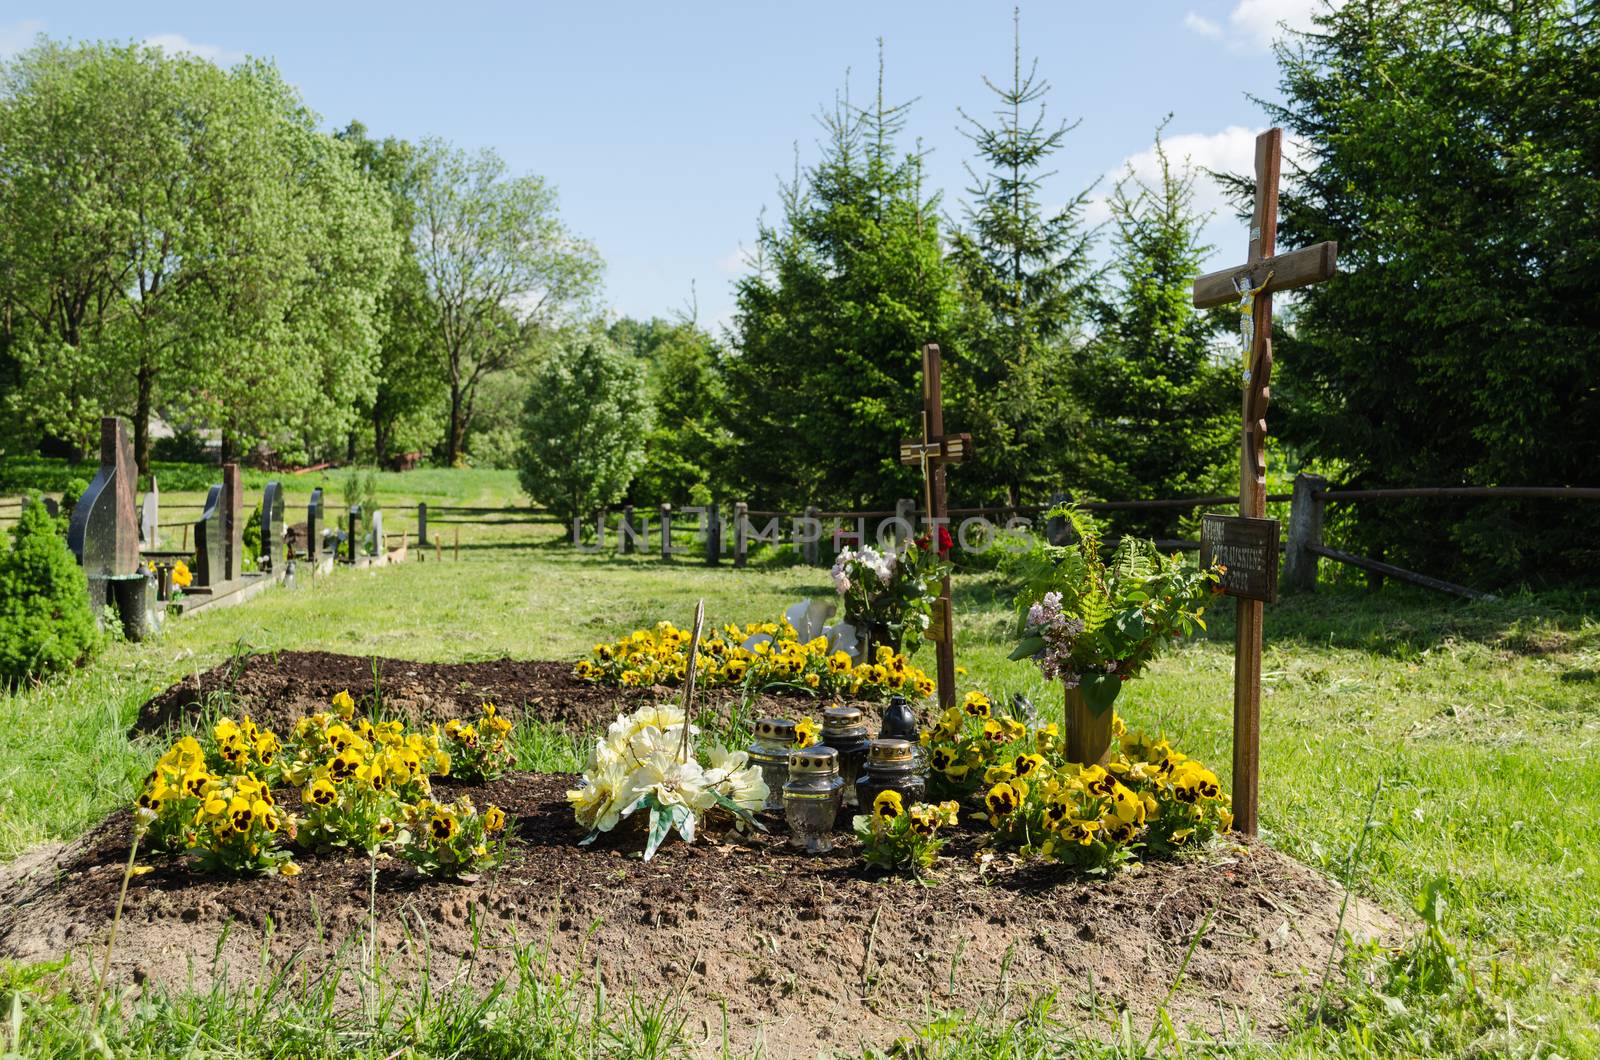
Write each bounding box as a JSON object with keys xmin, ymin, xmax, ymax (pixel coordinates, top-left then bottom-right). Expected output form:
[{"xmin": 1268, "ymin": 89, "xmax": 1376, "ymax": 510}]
[
  {"xmin": 447, "ymin": 384, "xmax": 467, "ymax": 467},
  {"xmin": 346, "ymin": 430, "xmax": 357, "ymax": 463},
  {"xmin": 134, "ymin": 363, "xmax": 154, "ymax": 477},
  {"xmin": 373, "ymin": 407, "xmax": 390, "ymax": 467}
]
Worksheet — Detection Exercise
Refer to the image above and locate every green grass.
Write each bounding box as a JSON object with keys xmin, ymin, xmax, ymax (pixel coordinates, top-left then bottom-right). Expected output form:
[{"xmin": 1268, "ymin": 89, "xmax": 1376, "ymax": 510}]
[{"xmin": 1, "ymin": 515, "xmax": 1597, "ymax": 1056}]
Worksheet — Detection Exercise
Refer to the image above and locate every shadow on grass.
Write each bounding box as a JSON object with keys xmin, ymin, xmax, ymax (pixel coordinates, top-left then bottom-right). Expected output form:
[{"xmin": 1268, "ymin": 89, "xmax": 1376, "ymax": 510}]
[{"xmin": 1199, "ymin": 587, "xmax": 1600, "ymax": 660}]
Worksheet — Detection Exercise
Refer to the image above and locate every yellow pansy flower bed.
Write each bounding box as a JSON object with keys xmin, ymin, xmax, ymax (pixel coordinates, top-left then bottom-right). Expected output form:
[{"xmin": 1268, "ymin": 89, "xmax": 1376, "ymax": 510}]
[
  {"xmin": 135, "ymin": 690, "xmax": 508, "ymax": 878},
  {"xmin": 920, "ymin": 692, "xmax": 1232, "ymax": 873},
  {"xmin": 574, "ymin": 619, "xmax": 935, "ymax": 702}
]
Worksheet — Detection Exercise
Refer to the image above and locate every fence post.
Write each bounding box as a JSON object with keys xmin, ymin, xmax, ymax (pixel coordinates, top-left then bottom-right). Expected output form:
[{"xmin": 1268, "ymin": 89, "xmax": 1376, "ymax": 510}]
[
  {"xmin": 802, "ymin": 505, "xmax": 820, "ymax": 566},
  {"xmin": 616, "ymin": 505, "xmax": 630, "ymax": 554},
  {"xmin": 417, "ymin": 502, "xmax": 428, "ymax": 549},
  {"xmin": 705, "ymin": 500, "xmax": 721, "ymax": 566},
  {"xmin": 734, "ymin": 502, "xmax": 748, "ymax": 568},
  {"xmin": 1044, "ymin": 492, "xmax": 1069, "ymax": 545},
  {"xmin": 660, "ymin": 503, "xmax": 673, "ymax": 560},
  {"xmin": 1282, "ymin": 472, "xmax": 1328, "ymax": 593}
]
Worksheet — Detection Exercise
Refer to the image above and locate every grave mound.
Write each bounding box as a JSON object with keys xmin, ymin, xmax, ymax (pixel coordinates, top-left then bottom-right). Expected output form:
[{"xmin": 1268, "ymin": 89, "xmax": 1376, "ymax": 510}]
[
  {"xmin": 132, "ymin": 650, "xmax": 891, "ymax": 738},
  {"xmin": 0, "ymin": 771, "xmax": 1390, "ymax": 1057}
]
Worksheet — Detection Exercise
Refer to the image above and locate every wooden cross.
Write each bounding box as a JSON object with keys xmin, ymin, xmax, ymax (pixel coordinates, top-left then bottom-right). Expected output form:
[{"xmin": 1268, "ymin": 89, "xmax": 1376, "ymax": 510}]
[
  {"xmin": 1191, "ymin": 128, "xmax": 1338, "ymax": 836},
  {"xmin": 897, "ymin": 342, "xmax": 971, "ymax": 711}
]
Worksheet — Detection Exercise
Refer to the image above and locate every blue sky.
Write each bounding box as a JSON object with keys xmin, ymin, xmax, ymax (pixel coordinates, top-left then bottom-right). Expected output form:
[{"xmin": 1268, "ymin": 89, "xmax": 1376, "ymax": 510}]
[{"xmin": 3, "ymin": 1, "xmax": 1326, "ymax": 334}]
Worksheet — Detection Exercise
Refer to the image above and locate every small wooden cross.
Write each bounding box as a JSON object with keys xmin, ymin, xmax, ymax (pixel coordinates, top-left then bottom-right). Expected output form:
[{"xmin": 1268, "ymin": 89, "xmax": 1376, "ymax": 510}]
[
  {"xmin": 898, "ymin": 342, "xmax": 971, "ymax": 711},
  {"xmin": 1191, "ymin": 128, "xmax": 1338, "ymax": 836}
]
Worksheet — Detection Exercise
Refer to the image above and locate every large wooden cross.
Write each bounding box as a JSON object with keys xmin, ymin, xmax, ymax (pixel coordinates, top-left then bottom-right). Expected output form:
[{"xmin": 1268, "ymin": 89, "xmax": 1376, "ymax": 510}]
[
  {"xmin": 1191, "ymin": 128, "xmax": 1338, "ymax": 836},
  {"xmin": 898, "ymin": 342, "xmax": 971, "ymax": 711}
]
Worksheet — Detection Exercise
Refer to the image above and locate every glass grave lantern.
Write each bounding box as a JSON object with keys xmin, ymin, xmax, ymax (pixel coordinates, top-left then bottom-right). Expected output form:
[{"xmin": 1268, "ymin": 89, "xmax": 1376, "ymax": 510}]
[
  {"xmin": 783, "ymin": 746, "xmax": 844, "ymax": 853},
  {"xmin": 747, "ymin": 717, "xmax": 797, "ymax": 811}
]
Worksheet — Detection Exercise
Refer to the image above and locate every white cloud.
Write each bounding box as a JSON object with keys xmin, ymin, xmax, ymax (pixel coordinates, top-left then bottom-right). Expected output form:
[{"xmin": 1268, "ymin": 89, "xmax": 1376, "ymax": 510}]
[
  {"xmin": 1183, "ymin": 12, "xmax": 1223, "ymax": 39},
  {"xmin": 1089, "ymin": 126, "xmax": 1313, "ymax": 264},
  {"xmin": 1184, "ymin": 0, "xmax": 1343, "ymax": 51},
  {"xmin": 0, "ymin": 19, "xmax": 46, "ymax": 59},
  {"xmin": 141, "ymin": 33, "xmax": 245, "ymax": 66}
]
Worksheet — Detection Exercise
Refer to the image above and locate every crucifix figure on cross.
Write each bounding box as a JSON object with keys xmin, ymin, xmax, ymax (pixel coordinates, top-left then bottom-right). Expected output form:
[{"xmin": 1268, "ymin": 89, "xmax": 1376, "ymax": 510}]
[
  {"xmin": 897, "ymin": 342, "xmax": 971, "ymax": 712},
  {"xmin": 1191, "ymin": 128, "xmax": 1338, "ymax": 836}
]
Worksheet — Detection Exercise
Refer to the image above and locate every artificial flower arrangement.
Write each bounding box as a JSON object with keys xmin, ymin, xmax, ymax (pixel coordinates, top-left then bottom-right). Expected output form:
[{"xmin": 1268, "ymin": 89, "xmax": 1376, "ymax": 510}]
[
  {"xmin": 1006, "ymin": 504, "xmax": 1219, "ymax": 714},
  {"xmin": 569, "ymin": 702, "xmax": 769, "ymax": 861},
  {"xmin": 917, "ymin": 694, "xmax": 1232, "ymax": 874},
  {"xmin": 830, "ymin": 535, "xmax": 949, "ymax": 655},
  {"xmin": 853, "ymin": 789, "xmax": 961, "ymax": 875},
  {"xmin": 573, "ymin": 618, "xmax": 936, "ymax": 701},
  {"xmin": 135, "ymin": 692, "xmax": 506, "ymax": 878}
]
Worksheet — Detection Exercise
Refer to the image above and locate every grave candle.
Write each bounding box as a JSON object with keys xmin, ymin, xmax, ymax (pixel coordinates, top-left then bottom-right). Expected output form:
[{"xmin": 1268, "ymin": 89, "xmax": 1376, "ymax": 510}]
[
  {"xmin": 746, "ymin": 718, "xmax": 797, "ymax": 811},
  {"xmin": 782, "ymin": 747, "xmax": 844, "ymax": 853},
  {"xmin": 854, "ymin": 738, "xmax": 925, "ymax": 810},
  {"xmin": 820, "ymin": 705, "xmax": 870, "ymax": 808}
]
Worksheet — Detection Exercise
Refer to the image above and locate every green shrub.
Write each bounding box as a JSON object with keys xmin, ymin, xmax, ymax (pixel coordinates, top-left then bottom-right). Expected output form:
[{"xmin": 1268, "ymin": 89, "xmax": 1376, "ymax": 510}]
[
  {"xmin": 0, "ymin": 497, "xmax": 101, "ymax": 687},
  {"xmin": 242, "ymin": 503, "xmax": 262, "ymax": 569}
]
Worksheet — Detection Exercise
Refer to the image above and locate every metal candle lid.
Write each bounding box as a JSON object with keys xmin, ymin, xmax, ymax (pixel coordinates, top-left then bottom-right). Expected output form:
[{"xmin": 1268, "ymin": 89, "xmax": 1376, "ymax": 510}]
[
  {"xmin": 788, "ymin": 747, "xmax": 839, "ymax": 774},
  {"xmin": 822, "ymin": 705, "xmax": 866, "ymax": 734},
  {"xmin": 754, "ymin": 717, "xmax": 797, "ymax": 743},
  {"xmin": 866, "ymin": 738, "xmax": 913, "ymax": 764}
]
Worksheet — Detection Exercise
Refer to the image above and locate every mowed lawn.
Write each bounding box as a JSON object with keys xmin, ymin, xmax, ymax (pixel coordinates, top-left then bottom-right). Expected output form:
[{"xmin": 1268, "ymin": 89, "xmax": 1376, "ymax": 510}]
[{"xmin": 0, "ymin": 478, "xmax": 1596, "ymax": 1053}]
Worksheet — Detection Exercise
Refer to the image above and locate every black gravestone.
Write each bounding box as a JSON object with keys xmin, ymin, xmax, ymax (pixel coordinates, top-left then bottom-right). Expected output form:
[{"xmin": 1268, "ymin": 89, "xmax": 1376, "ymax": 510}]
[
  {"xmin": 347, "ymin": 505, "xmax": 362, "ymax": 563},
  {"xmin": 194, "ymin": 485, "xmax": 225, "ymax": 587},
  {"xmin": 261, "ymin": 481, "xmax": 285, "ymax": 573},
  {"xmin": 306, "ymin": 488, "xmax": 325, "ymax": 560},
  {"xmin": 67, "ymin": 416, "xmax": 140, "ymax": 609}
]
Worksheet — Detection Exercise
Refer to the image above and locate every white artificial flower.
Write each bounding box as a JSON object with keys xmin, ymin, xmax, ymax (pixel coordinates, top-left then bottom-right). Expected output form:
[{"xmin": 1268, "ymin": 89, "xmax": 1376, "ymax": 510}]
[
  {"xmin": 568, "ymin": 758, "xmax": 632, "ymax": 832},
  {"xmin": 715, "ymin": 762, "xmax": 770, "ymax": 813},
  {"xmin": 629, "ymin": 750, "xmax": 718, "ymax": 812}
]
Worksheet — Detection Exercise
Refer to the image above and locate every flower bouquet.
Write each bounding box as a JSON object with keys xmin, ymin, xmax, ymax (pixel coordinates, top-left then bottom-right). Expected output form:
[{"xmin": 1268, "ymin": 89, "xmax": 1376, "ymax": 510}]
[
  {"xmin": 1005, "ymin": 504, "xmax": 1219, "ymax": 765},
  {"xmin": 830, "ymin": 538, "xmax": 948, "ymax": 656}
]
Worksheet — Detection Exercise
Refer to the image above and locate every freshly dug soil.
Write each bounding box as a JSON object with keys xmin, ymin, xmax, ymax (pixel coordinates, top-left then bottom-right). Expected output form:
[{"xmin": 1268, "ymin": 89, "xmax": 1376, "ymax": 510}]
[
  {"xmin": 133, "ymin": 650, "xmax": 892, "ymax": 738},
  {"xmin": 0, "ymin": 772, "xmax": 1392, "ymax": 1058}
]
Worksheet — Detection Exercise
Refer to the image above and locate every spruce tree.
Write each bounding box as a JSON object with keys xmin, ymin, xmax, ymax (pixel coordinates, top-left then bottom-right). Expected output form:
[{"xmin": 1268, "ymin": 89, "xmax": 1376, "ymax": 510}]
[
  {"xmin": 1264, "ymin": 0, "xmax": 1599, "ymax": 584},
  {"xmin": 0, "ymin": 496, "xmax": 100, "ymax": 687},
  {"xmin": 1075, "ymin": 129, "xmax": 1233, "ymax": 537},
  {"xmin": 949, "ymin": 10, "xmax": 1098, "ymax": 505},
  {"xmin": 726, "ymin": 51, "xmax": 959, "ymax": 508}
]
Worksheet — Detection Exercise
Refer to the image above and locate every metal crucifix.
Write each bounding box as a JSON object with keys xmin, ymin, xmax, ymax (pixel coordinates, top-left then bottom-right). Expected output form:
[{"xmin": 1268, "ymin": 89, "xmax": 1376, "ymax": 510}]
[
  {"xmin": 1191, "ymin": 128, "xmax": 1338, "ymax": 836},
  {"xmin": 897, "ymin": 342, "xmax": 971, "ymax": 711}
]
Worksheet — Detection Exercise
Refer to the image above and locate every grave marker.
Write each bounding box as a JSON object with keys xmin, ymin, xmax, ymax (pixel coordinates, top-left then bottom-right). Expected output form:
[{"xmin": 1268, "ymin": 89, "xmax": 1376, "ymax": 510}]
[
  {"xmin": 347, "ymin": 505, "xmax": 362, "ymax": 563},
  {"xmin": 139, "ymin": 477, "xmax": 160, "ymax": 550},
  {"xmin": 66, "ymin": 416, "xmax": 140, "ymax": 611},
  {"xmin": 897, "ymin": 342, "xmax": 972, "ymax": 711},
  {"xmin": 221, "ymin": 463, "xmax": 243, "ymax": 582},
  {"xmin": 307, "ymin": 488, "xmax": 325, "ymax": 561},
  {"xmin": 1190, "ymin": 127, "xmax": 1338, "ymax": 835},
  {"xmin": 194, "ymin": 485, "xmax": 225, "ymax": 587},
  {"xmin": 261, "ymin": 481, "xmax": 285, "ymax": 573},
  {"xmin": 1200, "ymin": 515, "xmax": 1279, "ymax": 604},
  {"xmin": 369, "ymin": 509, "xmax": 385, "ymax": 558}
]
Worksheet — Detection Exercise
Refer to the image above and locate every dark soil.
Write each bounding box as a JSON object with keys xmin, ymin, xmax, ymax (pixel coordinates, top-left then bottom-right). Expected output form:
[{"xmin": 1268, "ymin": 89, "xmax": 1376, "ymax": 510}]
[
  {"xmin": 133, "ymin": 650, "xmax": 892, "ymax": 738},
  {"xmin": 0, "ymin": 771, "xmax": 1392, "ymax": 1058}
]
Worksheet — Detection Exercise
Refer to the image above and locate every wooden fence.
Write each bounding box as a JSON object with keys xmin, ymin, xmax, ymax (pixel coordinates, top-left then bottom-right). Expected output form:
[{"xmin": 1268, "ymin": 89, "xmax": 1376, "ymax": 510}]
[{"xmin": 596, "ymin": 479, "xmax": 1600, "ymax": 599}]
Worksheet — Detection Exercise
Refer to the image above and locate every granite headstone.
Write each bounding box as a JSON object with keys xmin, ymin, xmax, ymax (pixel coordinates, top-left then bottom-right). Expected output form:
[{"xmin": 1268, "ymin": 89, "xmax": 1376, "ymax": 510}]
[
  {"xmin": 261, "ymin": 481, "xmax": 285, "ymax": 573},
  {"xmin": 307, "ymin": 488, "xmax": 325, "ymax": 560},
  {"xmin": 66, "ymin": 416, "xmax": 140, "ymax": 609},
  {"xmin": 194, "ymin": 485, "xmax": 225, "ymax": 587}
]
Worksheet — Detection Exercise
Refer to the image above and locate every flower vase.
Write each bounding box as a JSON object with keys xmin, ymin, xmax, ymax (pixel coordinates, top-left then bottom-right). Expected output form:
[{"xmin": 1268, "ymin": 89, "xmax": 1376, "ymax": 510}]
[{"xmin": 1064, "ymin": 685, "xmax": 1112, "ymax": 766}]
